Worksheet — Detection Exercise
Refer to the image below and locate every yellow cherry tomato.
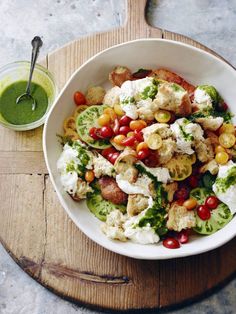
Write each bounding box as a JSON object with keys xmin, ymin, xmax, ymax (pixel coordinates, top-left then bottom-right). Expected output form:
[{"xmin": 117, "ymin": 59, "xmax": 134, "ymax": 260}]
[
  {"xmin": 130, "ymin": 120, "xmax": 147, "ymax": 131},
  {"xmin": 85, "ymin": 170, "xmax": 95, "ymax": 183},
  {"xmin": 219, "ymin": 133, "xmax": 236, "ymax": 148},
  {"xmin": 127, "ymin": 131, "xmax": 135, "ymax": 137},
  {"xmin": 136, "ymin": 142, "xmax": 148, "ymax": 153},
  {"xmin": 146, "ymin": 133, "xmax": 163, "ymax": 150},
  {"xmin": 64, "ymin": 129, "xmax": 80, "ymax": 141},
  {"xmin": 215, "ymin": 145, "xmax": 226, "ymax": 154},
  {"xmin": 73, "ymin": 105, "xmax": 89, "ymax": 118},
  {"xmin": 63, "ymin": 116, "xmax": 76, "ymax": 131},
  {"xmin": 154, "ymin": 110, "xmax": 171, "ymax": 123},
  {"xmin": 114, "ymin": 103, "xmax": 124, "ymax": 116},
  {"xmin": 113, "ymin": 134, "xmax": 126, "ymax": 145},
  {"xmin": 219, "ymin": 123, "xmax": 235, "ymax": 134},
  {"xmin": 183, "ymin": 198, "xmax": 198, "ymax": 210},
  {"xmin": 98, "ymin": 113, "xmax": 111, "ymax": 126},
  {"xmin": 215, "ymin": 151, "xmax": 229, "ymax": 164},
  {"xmin": 103, "ymin": 108, "xmax": 117, "ymax": 121}
]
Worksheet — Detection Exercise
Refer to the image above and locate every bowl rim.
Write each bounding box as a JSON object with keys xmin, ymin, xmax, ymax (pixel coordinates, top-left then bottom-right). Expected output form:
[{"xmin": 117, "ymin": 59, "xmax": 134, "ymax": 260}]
[
  {"xmin": 43, "ymin": 38, "xmax": 236, "ymax": 260},
  {"xmin": 0, "ymin": 61, "xmax": 58, "ymax": 131}
]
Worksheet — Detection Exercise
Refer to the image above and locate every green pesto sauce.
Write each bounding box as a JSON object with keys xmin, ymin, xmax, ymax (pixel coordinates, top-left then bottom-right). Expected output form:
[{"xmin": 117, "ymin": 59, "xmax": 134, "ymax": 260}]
[
  {"xmin": 179, "ymin": 125, "xmax": 194, "ymax": 141},
  {"xmin": 141, "ymin": 84, "xmax": 158, "ymax": 100},
  {"xmin": 0, "ymin": 81, "xmax": 48, "ymax": 125},
  {"xmin": 135, "ymin": 163, "xmax": 168, "ymax": 236},
  {"xmin": 65, "ymin": 141, "xmax": 91, "ymax": 176},
  {"xmin": 215, "ymin": 166, "xmax": 236, "ymax": 193}
]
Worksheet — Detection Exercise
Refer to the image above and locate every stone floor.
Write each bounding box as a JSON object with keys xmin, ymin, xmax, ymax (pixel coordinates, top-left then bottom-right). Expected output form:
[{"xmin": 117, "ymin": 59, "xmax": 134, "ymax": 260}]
[{"xmin": 1, "ymin": 0, "xmax": 236, "ymax": 313}]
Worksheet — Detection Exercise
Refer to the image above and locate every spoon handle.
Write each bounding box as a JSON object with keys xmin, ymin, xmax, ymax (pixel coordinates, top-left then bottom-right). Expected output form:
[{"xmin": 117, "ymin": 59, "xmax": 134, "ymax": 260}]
[{"xmin": 26, "ymin": 36, "xmax": 43, "ymax": 94}]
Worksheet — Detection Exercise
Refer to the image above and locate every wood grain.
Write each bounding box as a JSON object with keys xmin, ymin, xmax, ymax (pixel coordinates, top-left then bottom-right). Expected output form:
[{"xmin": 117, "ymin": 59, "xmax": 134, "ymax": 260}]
[{"xmin": 1, "ymin": 0, "xmax": 236, "ymax": 311}]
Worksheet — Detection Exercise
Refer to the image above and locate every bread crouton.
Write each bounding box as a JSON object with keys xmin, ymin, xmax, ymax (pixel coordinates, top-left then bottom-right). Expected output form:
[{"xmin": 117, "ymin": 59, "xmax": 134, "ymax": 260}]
[
  {"xmin": 142, "ymin": 123, "xmax": 172, "ymax": 141},
  {"xmin": 199, "ymin": 159, "xmax": 219, "ymax": 175},
  {"xmin": 127, "ymin": 194, "xmax": 149, "ymax": 216},
  {"xmin": 103, "ymin": 86, "xmax": 121, "ymax": 107},
  {"xmin": 196, "ymin": 116, "xmax": 223, "ymax": 131},
  {"xmin": 163, "ymin": 182, "xmax": 178, "ymax": 202},
  {"xmin": 158, "ymin": 138, "xmax": 176, "ymax": 165},
  {"xmin": 150, "ymin": 68, "xmax": 195, "ymax": 94},
  {"xmin": 167, "ymin": 203, "xmax": 196, "ymax": 232},
  {"xmin": 195, "ymin": 138, "xmax": 214, "ymax": 163},
  {"xmin": 101, "ymin": 210, "xmax": 127, "ymax": 241},
  {"xmin": 114, "ymin": 148, "xmax": 138, "ymax": 183},
  {"xmin": 152, "ymin": 82, "xmax": 192, "ymax": 116},
  {"xmin": 86, "ymin": 86, "xmax": 106, "ymax": 105},
  {"xmin": 109, "ymin": 66, "xmax": 132, "ymax": 87}
]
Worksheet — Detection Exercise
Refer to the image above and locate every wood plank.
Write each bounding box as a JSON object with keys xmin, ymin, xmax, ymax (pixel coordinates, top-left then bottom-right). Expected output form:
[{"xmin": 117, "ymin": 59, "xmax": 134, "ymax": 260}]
[
  {"xmin": 0, "ymin": 151, "xmax": 47, "ymax": 174},
  {"xmin": 0, "ymin": 174, "xmax": 46, "ymax": 279}
]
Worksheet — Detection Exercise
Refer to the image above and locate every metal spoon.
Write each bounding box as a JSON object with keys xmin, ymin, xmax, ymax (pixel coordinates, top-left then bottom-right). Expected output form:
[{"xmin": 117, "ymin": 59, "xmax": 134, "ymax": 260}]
[{"xmin": 16, "ymin": 36, "xmax": 43, "ymax": 111}]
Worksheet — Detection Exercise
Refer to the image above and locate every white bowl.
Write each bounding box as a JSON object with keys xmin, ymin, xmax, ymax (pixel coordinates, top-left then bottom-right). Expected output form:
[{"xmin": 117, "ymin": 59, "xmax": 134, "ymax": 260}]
[{"xmin": 43, "ymin": 39, "xmax": 236, "ymax": 260}]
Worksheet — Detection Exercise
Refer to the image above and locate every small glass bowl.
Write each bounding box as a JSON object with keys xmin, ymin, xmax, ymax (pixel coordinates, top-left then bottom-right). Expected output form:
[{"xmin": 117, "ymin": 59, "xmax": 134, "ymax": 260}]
[{"xmin": 0, "ymin": 61, "xmax": 58, "ymax": 131}]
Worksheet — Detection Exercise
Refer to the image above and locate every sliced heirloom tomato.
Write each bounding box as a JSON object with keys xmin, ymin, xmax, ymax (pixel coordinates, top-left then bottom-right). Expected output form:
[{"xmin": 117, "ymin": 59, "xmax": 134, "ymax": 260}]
[
  {"xmin": 163, "ymin": 154, "xmax": 195, "ymax": 181},
  {"xmin": 190, "ymin": 188, "xmax": 233, "ymax": 235},
  {"xmin": 86, "ymin": 190, "xmax": 126, "ymax": 222},
  {"xmin": 76, "ymin": 105, "xmax": 111, "ymax": 149}
]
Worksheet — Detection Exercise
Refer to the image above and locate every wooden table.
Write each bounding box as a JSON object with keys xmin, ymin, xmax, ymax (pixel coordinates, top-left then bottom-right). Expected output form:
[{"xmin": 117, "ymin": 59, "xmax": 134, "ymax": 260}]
[{"xmin": 0, "ymin": 0, "xmax": 236, "ymax": 311}]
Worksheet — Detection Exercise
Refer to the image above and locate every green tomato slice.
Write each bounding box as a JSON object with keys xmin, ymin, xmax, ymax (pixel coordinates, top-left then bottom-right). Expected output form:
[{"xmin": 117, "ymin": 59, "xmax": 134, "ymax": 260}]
[
  {"xmin": 76, "ymin": 105, "xmax": 111, "ymax": 149},
  {"xmin": 190, "ymin": 187, "xmax": 233, "ymax": 235},
  {"xmin": 86, "ymin": 190, "xmax": 126, "ymax": 222}
]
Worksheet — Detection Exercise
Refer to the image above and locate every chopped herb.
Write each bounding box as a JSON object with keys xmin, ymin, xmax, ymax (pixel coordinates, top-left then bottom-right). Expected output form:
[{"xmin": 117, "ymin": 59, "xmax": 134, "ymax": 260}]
[
  {"xmin": 72, "ymin": 141, "xmax": 90, "ymax": 166},
  {"xmin": 121, "ymin": 96, "xmax": 135, "ymax": 105},
  {"xmin": 141, "ymin": 84, "xmax": 158, "ymax": 100},
  {"xmin": 189, "ymin": 108, "xmax": 233, "ymax": 123},
  {"xmin": 57, "ymin": 134, "xmax": 73, "ymax": 146},
  {"xmin": 215, "ymin": 110, "xmax": 233, "ymax": 123},
  {"xmin": 134, "ymin": 163, "xmax": 168, "ymax": 236},
  {"xmin": 215, "ymin": 166, "xmax": 236, "ymax": 193},
  {"xmin": 138, "ymin": 197, "xmax": 168, "ymax": 236},
  {"xmin": 197, "ymin": 85, "xmax": 222, "ymax": 109},
  {"xmin": 172, "ymin": 83, "xmax": 184, "ymax": 92},
  {"xmin": 179, "ymin": 124, "xmax": 194, "ymax": 141}
]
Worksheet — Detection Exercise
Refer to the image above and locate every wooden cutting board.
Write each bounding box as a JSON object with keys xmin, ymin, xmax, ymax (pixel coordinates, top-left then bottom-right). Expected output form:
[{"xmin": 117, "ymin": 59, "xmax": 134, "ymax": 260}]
[{"xmin": 1, "ymin": 0, "xmax": 236, "ymax": 311}]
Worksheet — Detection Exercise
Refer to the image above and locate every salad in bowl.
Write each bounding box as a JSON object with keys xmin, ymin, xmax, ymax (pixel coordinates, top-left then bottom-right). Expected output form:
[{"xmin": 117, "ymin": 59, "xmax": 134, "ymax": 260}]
[{"xmin": 56, "ymin": 65, "xmax": 236, "ymax": 250}]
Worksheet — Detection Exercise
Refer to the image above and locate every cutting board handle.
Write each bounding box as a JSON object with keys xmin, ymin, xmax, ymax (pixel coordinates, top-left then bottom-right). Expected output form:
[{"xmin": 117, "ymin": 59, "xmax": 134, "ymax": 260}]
[{"xmin": 125, "ymin": 0, "xmax": 148, "ymax": 28}]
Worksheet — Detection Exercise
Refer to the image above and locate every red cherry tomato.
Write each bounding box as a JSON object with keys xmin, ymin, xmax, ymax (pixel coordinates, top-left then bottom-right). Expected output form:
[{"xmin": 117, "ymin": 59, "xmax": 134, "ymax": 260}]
[
  {"xmin": 218, "ymin": 102, "xmax": 228, "ymax": 112},
  {"xmin": 176, "ymin": 199, "xmax": 185, "ymax": 206},
  {"xmin": 102, "ymin": 147, "xmax": 116, "ymax": 158},
  {"xmin": 89, "ymin": 127, "xmax": 100, "ymax": 140},
  {"xmin": 122, "ymin": 136, "xmax": 136, "ymax": 147},
  {"xmin": 197, "ymin": 205, "xmax": 211, "ymax": 220},
  {"xmin": 119, "ymin": 115, "xmax": 132, "ymax": 126},
  {"xmin": 100, "ymin": 126, "xmax": 113, "ymax": 138},
  {"xmin": 163, "ymin": 237, "xmax": 180, "ymax": 249},
  {"xmin": 74, "ymin": 91, "xmax": 86, "ymax": 106},
  {"xmin": 137, "ymin": 149, "xmax": 150, "ymax": 160},
  {"xmin": 134, "ymin": 129, "xmax": 144, "ymax": 142},
  {"xmin": 119, "ymin": 126, "xmax": 131, "ymax": 136},
  {"xmin": 108, "ymin": 152, "xmax": 120, "ymax": 165},
  {"xmin": 222, "ymin": 102, "xmax": 228, "ymax": 111},
  {"xmin": 188, "ymin": 176, "xmax": 199, "ymax": 188},
  {"xmin": 113, "ymin": 118, "xmax": 120, "ymax": 135},
  {"xmin": 205, "ymin": 196, "xmax": 219, "ymax": 209},
  {"xmin": 177, "ymin": 230, "xmax": 189, "ymax": 244},
  {"xmin": 143, "ymin": 151, "xmax": 159, "ymax": 167},
  {"xmin": 174, "ymin": 186, "xmax": 189, "ymax": 200}
]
